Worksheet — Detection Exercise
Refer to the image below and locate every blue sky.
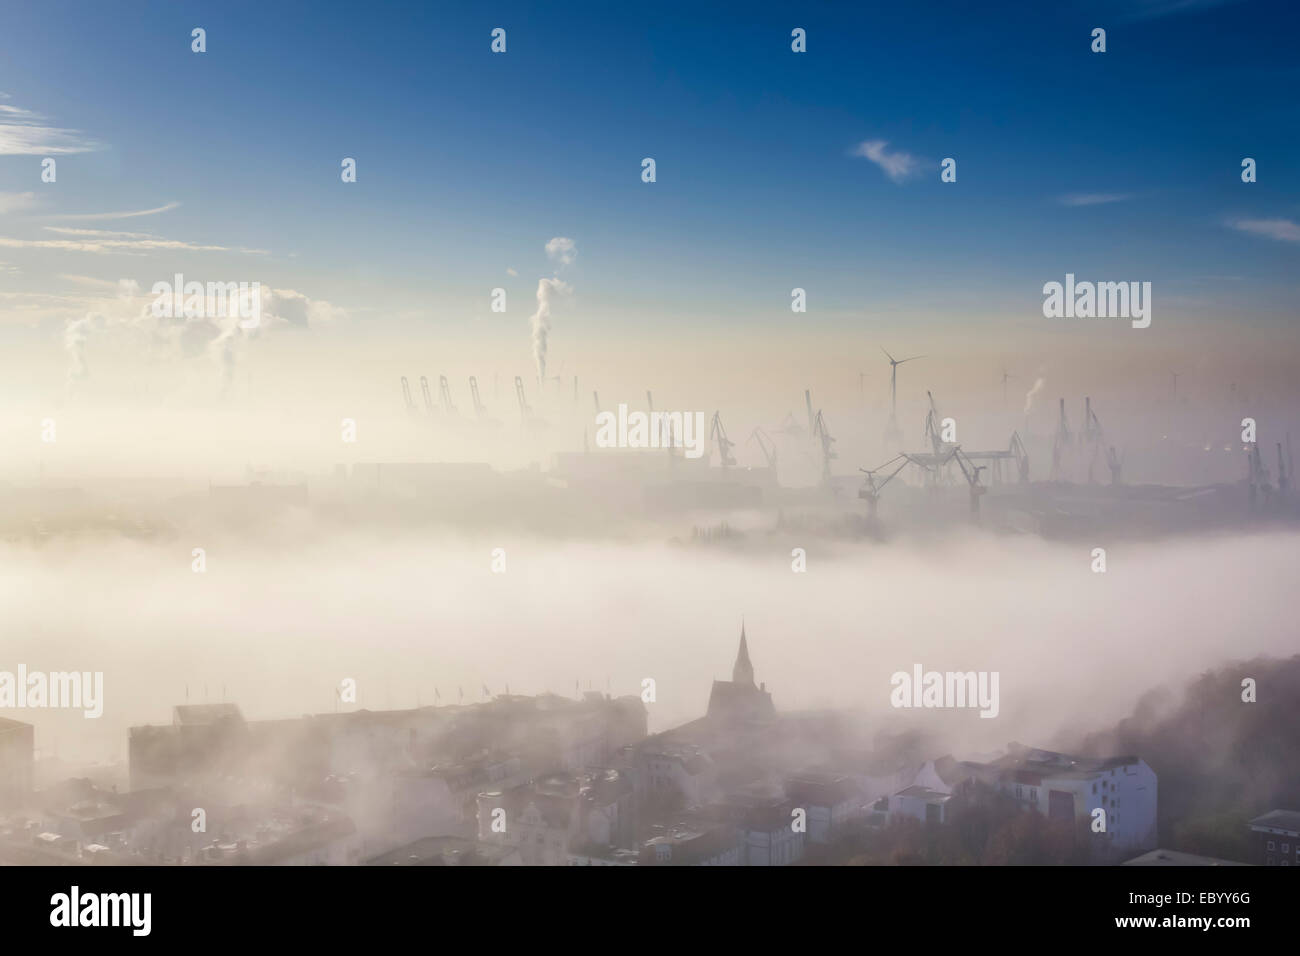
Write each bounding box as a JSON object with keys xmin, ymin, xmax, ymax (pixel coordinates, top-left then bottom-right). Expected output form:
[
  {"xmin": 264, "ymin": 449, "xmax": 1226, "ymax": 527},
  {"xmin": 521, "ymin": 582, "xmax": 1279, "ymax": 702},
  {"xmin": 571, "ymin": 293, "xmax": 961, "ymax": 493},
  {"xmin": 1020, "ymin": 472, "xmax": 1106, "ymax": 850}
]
[{"xmin": 1, "ymin": 0, "xmax": 1297, "ymax": 336}]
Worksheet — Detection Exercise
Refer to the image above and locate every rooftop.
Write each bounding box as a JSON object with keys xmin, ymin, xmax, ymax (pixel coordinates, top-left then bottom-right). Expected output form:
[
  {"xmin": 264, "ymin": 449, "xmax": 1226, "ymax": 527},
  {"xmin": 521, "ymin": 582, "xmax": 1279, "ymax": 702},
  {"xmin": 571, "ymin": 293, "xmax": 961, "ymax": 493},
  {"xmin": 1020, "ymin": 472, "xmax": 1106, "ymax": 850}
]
[
  {"xmin": 1247, "ymin": 809, "xmax": 1300, "ymax": 835},
  {"xmin": 1122, "ymin": 848, "xmax": 1248, "ymax": 866}
]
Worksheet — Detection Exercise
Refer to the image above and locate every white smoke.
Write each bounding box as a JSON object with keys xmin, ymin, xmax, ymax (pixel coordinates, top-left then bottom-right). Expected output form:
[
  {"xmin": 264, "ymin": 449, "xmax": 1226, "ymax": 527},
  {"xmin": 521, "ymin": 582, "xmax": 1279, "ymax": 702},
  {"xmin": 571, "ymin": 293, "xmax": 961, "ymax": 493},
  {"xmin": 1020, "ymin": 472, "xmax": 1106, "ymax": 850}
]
[
  {"xmin": 63, "ymin": 312, "xmax": 103, "ymax": 389},
  {"xmin": 530, "ymin": 237, "xmax": 576, "ymax": 382},
  {"xmin": 59, "ymin": 280, "xmax": 342, "ymax": 394},
  {"xmin": 530, "ymin": 277, "xmax": 571, "ymax": 382},
  {"xmin": 1024, "ymin": 376, "xmax": 1046, "ymax": 415}
]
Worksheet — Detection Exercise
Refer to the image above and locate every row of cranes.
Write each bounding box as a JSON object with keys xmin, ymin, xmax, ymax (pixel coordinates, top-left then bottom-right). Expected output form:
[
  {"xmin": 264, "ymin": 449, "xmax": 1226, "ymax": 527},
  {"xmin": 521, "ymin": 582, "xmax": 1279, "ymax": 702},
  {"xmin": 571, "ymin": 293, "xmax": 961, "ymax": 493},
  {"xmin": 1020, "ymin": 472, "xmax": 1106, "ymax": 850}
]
[
  {"xmin": 1050, "ymin": 396, "xmax": 1123, "ymax": 485},
  {"xmin": 1248, "ymin": 437, "xmax": 1293, "ymax": 511},
  {"xmin": 400, "ymin": 374, "xmax": 500, "ymax": 427}
]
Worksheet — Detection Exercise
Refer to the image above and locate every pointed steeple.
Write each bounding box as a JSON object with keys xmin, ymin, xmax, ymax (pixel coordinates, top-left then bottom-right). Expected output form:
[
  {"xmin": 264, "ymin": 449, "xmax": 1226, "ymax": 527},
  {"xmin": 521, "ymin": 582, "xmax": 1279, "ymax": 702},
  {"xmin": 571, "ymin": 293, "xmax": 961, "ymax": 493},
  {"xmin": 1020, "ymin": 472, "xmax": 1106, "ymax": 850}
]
[{"xmin": 732, "ymin": 621, "xmax": 754, "ymax": 686}]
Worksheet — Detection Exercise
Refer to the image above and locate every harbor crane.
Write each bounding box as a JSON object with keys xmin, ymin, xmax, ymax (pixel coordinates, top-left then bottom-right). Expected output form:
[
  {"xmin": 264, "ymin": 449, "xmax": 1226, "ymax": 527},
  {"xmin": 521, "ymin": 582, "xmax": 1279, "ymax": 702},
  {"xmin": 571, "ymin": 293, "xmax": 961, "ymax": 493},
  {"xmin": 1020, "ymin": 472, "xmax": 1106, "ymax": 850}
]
[
  {"xmin": 858, "ymin": 454, "xmax": 909, "ymax": 518},
  {"xmin": 952, "ymin": 446, "xmax": 987, "ymax": 517},
  {"xmin": 439, "ymin": 376, "xmax": 458, "ymax": 416},
  {"xmin": 400, "ymin": 376, "xmax": 416, "ymax": 413},
  {"xmin": 1106, "ymin": 445, "xmax": 1124, "ymax": 486},
  {"xmin": 1084, "ymin": 397, "xmax": 1105, "ymax": 483},
  {"xmin": 514, "ymin": 376, "xmax": 532, "ymax": 426},
  {"xmin": 748, "ymin": 427, "xmax": 777, "ymax": 477},
  {"xmin": 469, "ymin": 376, "xmax": 485, "ymax": 418},
  {"xmin": 812, "ymin": 409, "xmax": 837, "ymax": 484},
  {"xmin": 1010, "ymin": 431, "xmax": 1030, "ymax": 483},
  {"xmin": 710, "ymin": 411, "xmax": 736, "ymax": 469},
  {"xmin": 1050, "ymin": 398, "xmax": 1072, "ymax": 481},
  {"xmin": 1248, "ymin": 443, "xmax": 1273, "ymax": 509},
  {"xmin": 420, "ymin": 375, "xmax": 435, "ymax": 416}
]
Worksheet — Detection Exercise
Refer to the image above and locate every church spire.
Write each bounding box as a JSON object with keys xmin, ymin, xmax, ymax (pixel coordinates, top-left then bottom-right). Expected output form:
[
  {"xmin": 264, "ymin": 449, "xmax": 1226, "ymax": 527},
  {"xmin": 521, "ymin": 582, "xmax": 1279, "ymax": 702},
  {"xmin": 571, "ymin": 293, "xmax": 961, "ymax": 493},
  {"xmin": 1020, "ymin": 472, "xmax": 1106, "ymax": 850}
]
[{"xmin": 732, "ymin": 621, "xmax": 754, "ymax": 686}]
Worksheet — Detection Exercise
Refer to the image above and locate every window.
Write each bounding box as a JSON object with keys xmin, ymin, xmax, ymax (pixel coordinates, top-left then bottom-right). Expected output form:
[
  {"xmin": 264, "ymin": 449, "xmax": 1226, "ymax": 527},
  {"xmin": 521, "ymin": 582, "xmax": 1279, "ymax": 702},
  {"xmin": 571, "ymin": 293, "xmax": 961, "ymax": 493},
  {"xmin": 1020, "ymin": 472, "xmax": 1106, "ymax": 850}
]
[
  {"xmin": 1092, "ymin": 783, "xmax": 1097, "ymax": 794},
  {"xmin": 1268, "ymin": 840, "xmax": 1275, "ymax": 851}
]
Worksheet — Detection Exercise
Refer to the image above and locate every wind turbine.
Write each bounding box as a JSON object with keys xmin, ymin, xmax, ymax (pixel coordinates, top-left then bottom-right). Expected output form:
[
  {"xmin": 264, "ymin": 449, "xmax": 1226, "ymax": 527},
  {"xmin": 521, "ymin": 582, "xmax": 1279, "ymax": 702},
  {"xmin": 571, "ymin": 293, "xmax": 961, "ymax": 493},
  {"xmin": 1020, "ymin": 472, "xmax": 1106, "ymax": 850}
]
[{"xmin": 882, "ymin": 347, "xmax": 924, "ymax": 444}]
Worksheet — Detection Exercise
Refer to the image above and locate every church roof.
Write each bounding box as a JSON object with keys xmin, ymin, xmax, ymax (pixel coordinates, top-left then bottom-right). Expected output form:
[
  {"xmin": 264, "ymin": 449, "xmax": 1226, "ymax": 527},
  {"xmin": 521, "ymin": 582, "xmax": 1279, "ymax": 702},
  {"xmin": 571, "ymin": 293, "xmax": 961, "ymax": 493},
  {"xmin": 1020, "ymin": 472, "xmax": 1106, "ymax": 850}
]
[{"xmin": 732, "ymin": 624, "xmax": 754, "ymax": 685}]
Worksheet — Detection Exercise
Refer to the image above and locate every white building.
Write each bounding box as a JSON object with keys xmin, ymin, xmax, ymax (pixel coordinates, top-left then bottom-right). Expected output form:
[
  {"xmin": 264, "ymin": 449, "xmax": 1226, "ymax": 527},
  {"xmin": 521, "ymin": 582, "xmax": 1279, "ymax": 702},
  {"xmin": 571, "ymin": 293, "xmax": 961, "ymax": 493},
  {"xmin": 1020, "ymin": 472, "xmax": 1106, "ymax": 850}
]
[
  {"xmin": 970, "ymin": 744, "xmax": 1158, "ymax": 859},
  {"xmin": 888, "ymin": 786, "xmax": 952, "ymax": 826}
]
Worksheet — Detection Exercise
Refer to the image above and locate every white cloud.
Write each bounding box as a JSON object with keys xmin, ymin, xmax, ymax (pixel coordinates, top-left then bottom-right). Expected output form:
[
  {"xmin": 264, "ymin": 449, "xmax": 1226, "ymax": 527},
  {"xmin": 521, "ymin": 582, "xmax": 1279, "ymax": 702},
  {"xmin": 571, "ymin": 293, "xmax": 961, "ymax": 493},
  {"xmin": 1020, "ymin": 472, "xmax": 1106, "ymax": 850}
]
[
  {"xmin": 0, "ymin": 191, "xmax": 39, "ymax": 214},
  {"xmin": 45, "ymin": 227, "xmax": 162, "ymax": 240},
  {"xmin": 56, "ymin": 274, "xmax": 121, "ymax": 289},
  {"xmin": 0, "ymin": 234, "xmax": 269, "ymax": 256},
  {"xmin": 1228, "ymin": 218, "xmax": 1300, "ymax": 243},
  {"xmin": 851, "ymin": 140, "xmax": 922, "ymax": 183},
  {"xmin": 1059, "ymin": 193, "xmax": 1133, "ymax": 207},
  {"xmin": 48, "ymin": 201, "xmax": 181, "ymax": 222},
  {"xmin": 0, "ymin": 98, "xmax": 105, "ymax": 155},
  {"xmin": 545, "ymin": 237, "xmax": 577, "ymax": 267}
]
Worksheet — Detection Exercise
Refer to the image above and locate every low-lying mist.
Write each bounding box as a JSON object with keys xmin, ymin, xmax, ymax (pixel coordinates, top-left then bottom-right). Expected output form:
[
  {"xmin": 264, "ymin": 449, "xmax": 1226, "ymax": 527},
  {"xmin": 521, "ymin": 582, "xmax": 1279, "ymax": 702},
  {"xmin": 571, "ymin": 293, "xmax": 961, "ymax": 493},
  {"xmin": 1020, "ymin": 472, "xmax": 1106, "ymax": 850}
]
[{"xmin": 3, "ymin": 526, "xmax": 1296, "ymax": 771}]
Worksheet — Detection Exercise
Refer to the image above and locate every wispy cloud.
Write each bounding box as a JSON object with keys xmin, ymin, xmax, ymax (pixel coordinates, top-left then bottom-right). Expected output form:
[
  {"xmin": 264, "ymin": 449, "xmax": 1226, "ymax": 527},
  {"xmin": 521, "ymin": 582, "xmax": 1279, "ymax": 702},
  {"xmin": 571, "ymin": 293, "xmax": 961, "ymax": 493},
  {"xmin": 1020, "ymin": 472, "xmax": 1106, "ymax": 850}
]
[
  {"xmin": 0, "ymin": 191, "xmax": 40, "ymax": 214},
  {"xmin": 0, "ymin": 95, "xmax": 105, "ymax": 155},
  {"xmin": 45, "ymin": 227, "xmax": 162, "ymax": 240},
  {"xmin": 851, "ymin": 140, "xmax": 922, "ymax": 183},
  {"xmin": 0, "ymin": 232, "xmax": 270, "ymax": 256},
  {"xmin": 1059, "ymin": 192, "xmax": 1133, "ymax": 207},
  {"xmin": 1228, "ymin": 218, "xmax": 1300, "ymax": 243},
  {"xmin": 48, "ymin": 201, "xmax": 181, "ymax": 222},
  {"xmin": 57, "ymin": 274, "xmax": 123, "ymax": 289}
]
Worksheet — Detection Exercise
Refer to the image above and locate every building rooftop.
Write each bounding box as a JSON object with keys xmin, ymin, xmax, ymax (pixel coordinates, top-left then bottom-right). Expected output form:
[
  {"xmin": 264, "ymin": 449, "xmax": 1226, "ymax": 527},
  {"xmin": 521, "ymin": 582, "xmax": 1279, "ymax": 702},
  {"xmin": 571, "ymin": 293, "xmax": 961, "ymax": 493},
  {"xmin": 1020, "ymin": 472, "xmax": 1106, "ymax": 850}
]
[
  {"xmin": 173, "ymin": 703, "xmax": 244, "ymax": 726},
  {"xmin": 1122, "ymin": 848, "xmax": 1248, "ymax": 866},
  {"xmin": 895, "ymin": 786, "xmax": 952, "ymax": 803},
  {"xmin": 1247, "ymin": 809, "xmax": 1300, "ymax": 835}
]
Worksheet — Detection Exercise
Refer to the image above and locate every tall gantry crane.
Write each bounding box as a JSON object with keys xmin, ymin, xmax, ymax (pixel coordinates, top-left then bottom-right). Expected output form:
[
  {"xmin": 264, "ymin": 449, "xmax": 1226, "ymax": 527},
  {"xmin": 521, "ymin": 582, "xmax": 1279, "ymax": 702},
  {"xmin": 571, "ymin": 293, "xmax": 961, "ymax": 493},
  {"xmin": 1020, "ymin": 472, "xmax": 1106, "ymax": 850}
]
[
  {"xmin": 710, "ymin": 411, "xmax": 736, "ymax": 469},
  {"xmin": 420, "ymin": 375, "xmax": 435, "ymax": 416},
  {"xmin": 469, "ymin": 376, "xmax": 485, "ymax": 418},
  {"xmin": 1050, "ymin": 398, "xmax": 1072, "ymax": 481},
  {"xmin": 1106, "ymin": 445, "xmax": 1123, "ymax": 486},
  {"xmin": 514, "ymin": 376, "xmax": 531, "ymax": 426},
  {"xmin": 952, "ymin": 446, "xmax": 987, "ymax": 517},
  {"xmin": 439, "ymin": 375, "xmax": 458, "ymax": 416},
  {"xmin": 748, "ymin": 427, "xmax": 777, "ymax": 479},
  {"xmin": 401, "ymin": 376, "xmax": 416, "ymax": 413},
  {"xmin": 812, "ymin": 409, "xmax": 837, "ymax": 484},
  {"xmin": 1009, "ymin": 431, "xmax": 1030, "ymax": 483},
  {"xmin": 858, "ymin": 454, "xmax": 909, "ymax": 518}
]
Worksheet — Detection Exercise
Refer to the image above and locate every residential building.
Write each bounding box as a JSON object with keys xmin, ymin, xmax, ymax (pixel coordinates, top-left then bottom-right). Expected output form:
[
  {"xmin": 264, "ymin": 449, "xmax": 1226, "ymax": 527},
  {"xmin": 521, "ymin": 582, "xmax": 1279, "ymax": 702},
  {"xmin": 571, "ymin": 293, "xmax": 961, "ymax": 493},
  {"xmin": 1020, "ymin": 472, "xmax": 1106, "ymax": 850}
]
[{"xmin": 1247, "ymin": 809, "xmax": 1300, "ymax": 866}]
